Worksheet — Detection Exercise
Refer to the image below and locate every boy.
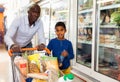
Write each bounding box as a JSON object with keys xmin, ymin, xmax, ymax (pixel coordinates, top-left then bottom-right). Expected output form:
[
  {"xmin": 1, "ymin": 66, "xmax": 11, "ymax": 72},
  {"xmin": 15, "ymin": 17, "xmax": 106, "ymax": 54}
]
[{"xmin": 47, "ymin": 22, "xmax": 74, "ymax": 74}]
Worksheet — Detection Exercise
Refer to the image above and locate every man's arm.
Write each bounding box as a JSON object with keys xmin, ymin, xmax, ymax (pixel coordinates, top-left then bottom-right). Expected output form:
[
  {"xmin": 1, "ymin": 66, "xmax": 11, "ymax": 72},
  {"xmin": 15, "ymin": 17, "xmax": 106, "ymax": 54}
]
[{"xmin": 4, "ymin": 17, "xmax": 20, "ymax": 50}]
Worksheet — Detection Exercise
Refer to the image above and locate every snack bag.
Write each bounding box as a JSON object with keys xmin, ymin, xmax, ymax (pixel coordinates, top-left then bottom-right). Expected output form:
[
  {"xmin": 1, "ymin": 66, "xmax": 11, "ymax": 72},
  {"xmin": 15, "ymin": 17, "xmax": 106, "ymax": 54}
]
[
  {"xmin": 28, "ymin": 54, "xmax": 40, "ymax": 73},
  {"xmin": 14, "ymin": 56, "xmax": 28, "ymax": 76},
  {"xmin": 28, "ymin": 54, "xmax": 40, "ymax": 68},
  {"xmin": 19, "ymin": 58, "xmax": 28, "ymax": 76},
  {"xmin": 28, "ymin": 62, "xmax": 40, "ymax": 73},
  {"xmin": 40, "ymin": 56, "xmax": 59, "ymax": 71}
]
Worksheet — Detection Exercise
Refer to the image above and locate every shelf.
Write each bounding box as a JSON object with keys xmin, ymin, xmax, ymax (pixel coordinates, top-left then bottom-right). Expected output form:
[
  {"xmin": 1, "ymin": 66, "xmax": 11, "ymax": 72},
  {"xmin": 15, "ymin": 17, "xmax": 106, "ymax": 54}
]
[
  {"xmin": 78, "ymin": 9, "xmax": 93, "ymax": 14},
  {"xmin": 99, "ymin": 43, "xmax": 120, "ymax": 49},
  {"xmin": 100, "ymin": 25, "xmax": 118, "ymax": 28},
  {"xmin": 78, "ymin": 40, "xmax": 92, "ymax": 45},
  {"xmin": 100, "ymin": 4, "xmax": 120, "ymax": 10},
  {"xmin": 76, "ymin": 60, "xmax": 91, "ymax": 67},
  {"xmin": 115, "ymin": 45, "xmax": 120, "ymax": 49},
  {"xmin": 57, "ymin": 19, "xmax": 66, "ymax": 22},
  {"xmin": 99, "ymin": 43, "xmax": 115, "ymax": 48},
  {"xmin": 56, "ymin": 10, "xmax": 68, "ymax": 13},
  {"xmin": 78, "ymin": 25, "xmax": 93, "ymax": 28}
]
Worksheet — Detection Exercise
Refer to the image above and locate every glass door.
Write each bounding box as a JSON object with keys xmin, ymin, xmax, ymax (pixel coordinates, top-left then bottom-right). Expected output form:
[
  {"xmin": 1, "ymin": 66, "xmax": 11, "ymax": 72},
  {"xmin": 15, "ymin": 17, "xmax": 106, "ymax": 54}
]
[
  {"xmin": 50, "ymin": 0, "xmax": 70, "ymax": 39},
  {"xmin": 97, "ymin": 0, "xmax": 120, "ymax": 81},
  {"xmin": 41, "ymin": 3, "xmax": 50, "ymax": 45},
  {"xmin": 77, "ymin": 0, "xmax": 93, "ymax": 68}
]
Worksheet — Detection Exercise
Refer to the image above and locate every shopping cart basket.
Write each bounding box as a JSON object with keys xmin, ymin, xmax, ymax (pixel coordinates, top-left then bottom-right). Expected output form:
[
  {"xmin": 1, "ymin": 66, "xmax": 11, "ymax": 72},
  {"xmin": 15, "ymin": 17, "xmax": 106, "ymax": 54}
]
[
  {"xmin": 8, "ymin": 47, "xmax": 63, "ymax": 82},
  {"xmin": 8, "ymin": 47, "xmax": 52, "ymax": 82}
]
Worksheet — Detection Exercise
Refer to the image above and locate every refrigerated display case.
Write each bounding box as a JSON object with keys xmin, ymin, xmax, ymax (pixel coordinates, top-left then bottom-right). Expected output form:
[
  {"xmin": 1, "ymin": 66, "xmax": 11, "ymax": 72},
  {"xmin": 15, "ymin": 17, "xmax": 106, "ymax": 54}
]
[
  {"xmin": 76, "ymin": 0, "xmax": 120, "ymax": 81},
  {"xmin": 41, "ymin": 3, "xmax": 50, "ymax": 45},
  {"xmin": 77, "ymin": 0, "xmax": 93, "ymax": 68},
  {"xmin": 97, "ymin": 0, "xmax": 120, "ymax": 81},
  {"xmin": 50, "ymin": 0, "xmax": 70, "ymax": 39}
]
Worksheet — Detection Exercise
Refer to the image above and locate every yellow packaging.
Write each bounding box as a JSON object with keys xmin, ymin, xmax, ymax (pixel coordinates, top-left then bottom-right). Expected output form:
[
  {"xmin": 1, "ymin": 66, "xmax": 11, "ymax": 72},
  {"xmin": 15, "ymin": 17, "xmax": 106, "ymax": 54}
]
[{"xmin": 28, "ymin": 54, "xmax": 40, "ymax": 68}]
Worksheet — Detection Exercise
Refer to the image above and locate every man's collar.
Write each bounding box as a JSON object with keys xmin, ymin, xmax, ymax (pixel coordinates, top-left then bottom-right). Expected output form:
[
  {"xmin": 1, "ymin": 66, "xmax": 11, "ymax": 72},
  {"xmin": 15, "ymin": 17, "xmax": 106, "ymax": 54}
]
[{"xmin": 25, "ymin": 15, "xmax": 40, "ymax": 26}]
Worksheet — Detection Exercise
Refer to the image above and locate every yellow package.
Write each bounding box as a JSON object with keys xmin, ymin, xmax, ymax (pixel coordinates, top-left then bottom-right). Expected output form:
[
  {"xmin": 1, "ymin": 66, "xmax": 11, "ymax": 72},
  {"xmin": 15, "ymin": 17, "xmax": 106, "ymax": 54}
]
[{"xmin": 28, "ymin": 54, "xmax": 40, "ymax": 68}]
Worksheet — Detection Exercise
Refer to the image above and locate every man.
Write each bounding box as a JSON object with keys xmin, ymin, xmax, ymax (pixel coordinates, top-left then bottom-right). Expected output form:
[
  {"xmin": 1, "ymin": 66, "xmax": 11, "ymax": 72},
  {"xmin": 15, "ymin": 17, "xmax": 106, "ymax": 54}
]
[{"xmin": 4, "ymin": 4, "xmax": 45, "ymax": 52}]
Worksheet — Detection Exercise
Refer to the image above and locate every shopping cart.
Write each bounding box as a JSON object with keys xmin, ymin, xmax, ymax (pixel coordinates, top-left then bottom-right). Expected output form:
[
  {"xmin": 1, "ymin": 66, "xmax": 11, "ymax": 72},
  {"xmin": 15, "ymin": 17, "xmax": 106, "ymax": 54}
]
[{"xmin": 8, "ymin": 47, "xmax": 54, "ymax": 82}]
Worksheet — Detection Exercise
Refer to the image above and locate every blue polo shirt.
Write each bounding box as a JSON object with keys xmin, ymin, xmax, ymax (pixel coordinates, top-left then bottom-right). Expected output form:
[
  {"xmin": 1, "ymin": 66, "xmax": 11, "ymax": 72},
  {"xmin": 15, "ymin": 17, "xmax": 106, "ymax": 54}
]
[{"xmin": 47, "ymin": 38, "xmax": 74, "ymax": 70}]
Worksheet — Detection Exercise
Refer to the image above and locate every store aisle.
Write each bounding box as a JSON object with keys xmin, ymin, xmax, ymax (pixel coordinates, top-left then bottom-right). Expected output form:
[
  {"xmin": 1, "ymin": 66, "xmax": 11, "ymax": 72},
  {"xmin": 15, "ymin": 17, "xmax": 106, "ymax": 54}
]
[{"xmin": 0, "ymin": 44, "xmax": 13, "ymax": 82}]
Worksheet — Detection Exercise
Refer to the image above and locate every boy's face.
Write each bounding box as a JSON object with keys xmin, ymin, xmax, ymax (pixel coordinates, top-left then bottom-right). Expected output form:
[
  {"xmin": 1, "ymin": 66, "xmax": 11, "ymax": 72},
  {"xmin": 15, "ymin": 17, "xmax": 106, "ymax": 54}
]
[{"xmin": 55, "ymin": 26, "xmax": 66, "ymax": 40}]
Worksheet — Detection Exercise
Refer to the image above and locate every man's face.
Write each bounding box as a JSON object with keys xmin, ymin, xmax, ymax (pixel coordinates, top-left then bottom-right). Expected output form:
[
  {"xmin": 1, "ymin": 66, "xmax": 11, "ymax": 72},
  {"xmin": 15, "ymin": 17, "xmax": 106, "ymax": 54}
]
[{"xmin": 28, "ymin": 6, "xmax": 40, "ymax": 23}]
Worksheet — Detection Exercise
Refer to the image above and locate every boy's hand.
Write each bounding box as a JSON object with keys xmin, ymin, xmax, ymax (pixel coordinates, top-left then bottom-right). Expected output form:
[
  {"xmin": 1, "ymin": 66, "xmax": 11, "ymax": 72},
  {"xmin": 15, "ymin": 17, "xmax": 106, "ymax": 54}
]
[
  {"xmin": 37, "ymin": 43, "xmax": 45, "ymax": 51},
  {"xmin": 61, "ymin": 50, "xmax": 68, "ymax": 57},
  {"xmin": 10, "ymin": 44, "xmax": 21, "ymax": 52},
  {"xmin": 59, "ymin": 63, "xmax": 62, "ymax": 67}
]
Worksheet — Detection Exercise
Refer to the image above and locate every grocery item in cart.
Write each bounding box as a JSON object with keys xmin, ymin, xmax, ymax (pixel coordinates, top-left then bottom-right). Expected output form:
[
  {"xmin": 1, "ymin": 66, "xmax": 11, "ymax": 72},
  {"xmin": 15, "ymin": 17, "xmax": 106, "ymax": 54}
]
[
  {"xmin": 28, "ymin": 53, "xmax": 41, "ymax": 73},
  {"xmin": 27, "ymin": 73, "xmax": 48, "ymax": 80},
  {"xmin": 27, "ymin": 68, "xmax": 59, "ymax": 82},
  {"xmin": 19, "ymin": 58, "xmax": 28, "ymax": 76},
  {"xmin": 40, "ymin": 56, "xmax": 59, "ymax": 71},
  {"xmin": 28, "ymin": 62, "xmax": 40, "ymax": 73},
  {"xmin": 28, "ymin": 53, "xmax": 40, "ymax": 68},
  {"xmin": 39, "ymin": 58, "xmax": 47, "ymax": 73},
  {"xmin": 14, "ymin": 56, "xmax": 28, "ymax": 76},
  {"xmin": 48, "ymin": 68, "xmax": 59, "ymax": 82}
]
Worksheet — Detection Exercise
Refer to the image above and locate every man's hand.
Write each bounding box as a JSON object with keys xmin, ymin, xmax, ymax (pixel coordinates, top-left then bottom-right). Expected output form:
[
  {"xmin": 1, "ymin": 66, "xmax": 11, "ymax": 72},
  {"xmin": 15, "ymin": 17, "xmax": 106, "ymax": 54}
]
[
  {"xmin": 10, "ymin": 44, "xmax": 21, "ymax": 52},
  {"xmin": 37, "ymin": 44, "xmax": 45, "ymax": 51}
]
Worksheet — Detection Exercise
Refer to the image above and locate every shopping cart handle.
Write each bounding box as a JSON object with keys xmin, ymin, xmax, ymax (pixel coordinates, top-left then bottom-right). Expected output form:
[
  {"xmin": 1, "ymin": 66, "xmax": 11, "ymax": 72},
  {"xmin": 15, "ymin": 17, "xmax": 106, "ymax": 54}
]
[
  {"xmin": 44, "ymin": 48, "xmax": 51, "ymax": 55},
  {"xmin": 8, "ymin": 47, "xmax": 51, "ymax": 57}
]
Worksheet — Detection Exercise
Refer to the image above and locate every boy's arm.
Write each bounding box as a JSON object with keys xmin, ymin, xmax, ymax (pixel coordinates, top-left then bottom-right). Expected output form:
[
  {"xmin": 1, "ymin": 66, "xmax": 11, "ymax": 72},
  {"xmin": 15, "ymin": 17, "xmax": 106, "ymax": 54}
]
[{"xmin": 66, "ymin": 42, "xmax": 74, "ymax": 60}]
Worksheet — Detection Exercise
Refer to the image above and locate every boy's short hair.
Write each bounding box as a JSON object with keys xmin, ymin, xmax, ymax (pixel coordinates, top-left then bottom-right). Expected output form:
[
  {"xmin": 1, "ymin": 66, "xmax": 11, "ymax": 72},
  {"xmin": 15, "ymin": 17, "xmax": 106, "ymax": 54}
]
[{"xmin": 55, "ymin": 22, "xmax": 66, "ymax": 30}]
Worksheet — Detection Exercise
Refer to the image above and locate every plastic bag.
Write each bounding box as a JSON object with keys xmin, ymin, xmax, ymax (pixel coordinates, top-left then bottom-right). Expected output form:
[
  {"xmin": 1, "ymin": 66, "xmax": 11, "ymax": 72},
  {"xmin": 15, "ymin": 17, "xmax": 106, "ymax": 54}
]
[
  {"xmin": 14, "ymin": 56, "xmax": 27, "ymax": 82},
  {"xmin": 40, "ymin": 56, "xmax": 59, "ymax": 71}
]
